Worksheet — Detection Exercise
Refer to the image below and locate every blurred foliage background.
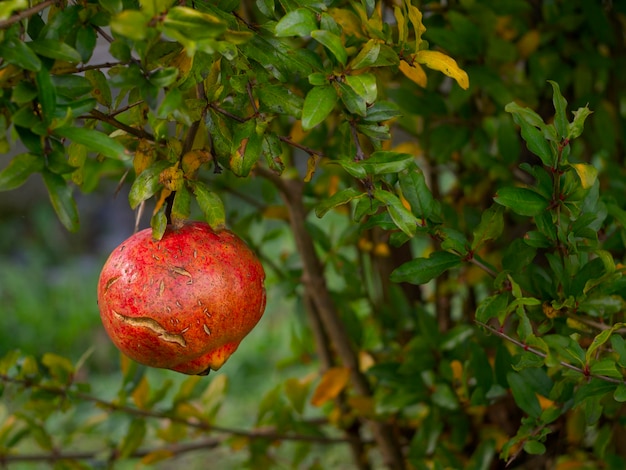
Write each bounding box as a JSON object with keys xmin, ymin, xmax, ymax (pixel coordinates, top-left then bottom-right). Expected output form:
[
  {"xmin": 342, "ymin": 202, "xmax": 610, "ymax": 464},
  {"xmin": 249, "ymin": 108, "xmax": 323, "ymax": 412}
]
[{"xmin": 1, "ymin": 0, "xmax": 626, "ymax": 469}]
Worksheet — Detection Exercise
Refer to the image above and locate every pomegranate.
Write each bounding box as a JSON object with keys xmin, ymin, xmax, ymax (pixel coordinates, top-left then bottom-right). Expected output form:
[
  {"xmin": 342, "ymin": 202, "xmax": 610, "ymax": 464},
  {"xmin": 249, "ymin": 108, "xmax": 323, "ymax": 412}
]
[{"xmin": 97, "ymin": 221, "xmax": 266, "ymax": 375}]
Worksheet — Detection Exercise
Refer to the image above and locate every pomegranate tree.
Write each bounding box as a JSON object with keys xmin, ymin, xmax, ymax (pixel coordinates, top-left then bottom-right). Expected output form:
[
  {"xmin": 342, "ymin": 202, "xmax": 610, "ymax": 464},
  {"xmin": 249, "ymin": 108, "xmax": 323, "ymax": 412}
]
[{"xmin": 97, "ymin": 221, "xmax": 266, "ymax": 375}]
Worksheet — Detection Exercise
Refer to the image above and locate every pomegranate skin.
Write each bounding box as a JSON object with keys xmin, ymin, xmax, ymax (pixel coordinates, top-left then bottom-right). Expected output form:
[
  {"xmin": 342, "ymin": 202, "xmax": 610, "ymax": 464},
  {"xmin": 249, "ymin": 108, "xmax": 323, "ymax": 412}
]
[{"xmin": 97, "ymin": 221, "xmax": 266, "ymax": 375}]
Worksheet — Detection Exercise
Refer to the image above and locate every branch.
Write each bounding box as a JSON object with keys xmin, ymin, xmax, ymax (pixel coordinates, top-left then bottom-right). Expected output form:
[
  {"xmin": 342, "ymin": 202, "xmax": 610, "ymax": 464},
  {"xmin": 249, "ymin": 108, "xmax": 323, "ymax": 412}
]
[
  {"xmin": 476, "ymin": 321, "xmax": 625, "ymax": 384},
  {"xmin": 0, "ymin": 0, "xmax": 55, "ymax": 30},
  {"xmin": 87, "ymin": 109, "xmax": 155, "ymax": 141},
  {"xmin": 0, "ymin": 373, "xmax": 351, "ymax": 444},
  {"xmin": 262, "ymin": 174, "xmax": 406, "ymax": 469}
]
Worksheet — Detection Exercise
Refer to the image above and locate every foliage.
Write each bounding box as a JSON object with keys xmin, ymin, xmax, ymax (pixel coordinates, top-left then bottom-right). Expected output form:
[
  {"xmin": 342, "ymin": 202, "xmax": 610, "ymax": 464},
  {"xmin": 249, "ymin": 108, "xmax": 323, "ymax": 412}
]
[{"xmin": 1, "ymin": 0, "xmax": 626, "ymax": 468}]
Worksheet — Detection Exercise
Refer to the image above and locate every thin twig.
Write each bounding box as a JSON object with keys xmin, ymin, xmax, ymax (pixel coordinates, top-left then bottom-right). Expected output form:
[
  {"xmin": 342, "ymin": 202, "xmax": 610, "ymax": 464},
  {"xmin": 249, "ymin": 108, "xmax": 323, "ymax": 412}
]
[
  {"xmin": 0, "ymin": 0, "xmax": 55, "ymax": 29},
  {"xmin": 0, "ymin": 373, "xmax": 351, "ymax": 444},
  {"xmin": 87, "ymin": 109, "xmax": 155, "ymax": 141},
  {"xmin": 476, "ymin": 321, "xmax": 625, "ymax": 384}
]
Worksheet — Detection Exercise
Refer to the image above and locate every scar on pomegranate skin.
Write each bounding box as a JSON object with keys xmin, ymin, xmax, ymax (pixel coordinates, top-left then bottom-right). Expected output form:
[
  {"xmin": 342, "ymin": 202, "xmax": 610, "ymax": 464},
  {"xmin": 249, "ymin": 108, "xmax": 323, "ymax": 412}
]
[
  {"xmin": 203, "ymin": 324, "xmax": 211, "ymax": 335},
  {"xmin": 171, "ymin": 266, "xmax": 193, "ymax": 284},
  {"xmin": 104, "ymin": 276, "xmax": 121, "ymax": 292},
  {"xmin": 113, "ymin": 311, "xmax": 187, "ymax": 347}
]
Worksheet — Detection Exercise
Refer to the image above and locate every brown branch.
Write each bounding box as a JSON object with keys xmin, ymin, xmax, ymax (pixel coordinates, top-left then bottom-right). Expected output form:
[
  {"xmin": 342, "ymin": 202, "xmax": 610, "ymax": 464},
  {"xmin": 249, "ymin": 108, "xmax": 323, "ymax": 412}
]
[
  {"xmin": 0, "ymin": 0, "xmax": 55, "ymax": 29},
  {"xmin": 0, "ymin": 373, "xmax": 351, "ymax": 444},
  {"xmin": 87, "ymin": 109, "xmax": 155, "ymax": 141},
  {"xmin": 0, "ymin": 437, "xmax": 221, "ymax": 464},
  {"xmin": 262, "ymin": 172, "xmax": 406, "ymax": 469}
]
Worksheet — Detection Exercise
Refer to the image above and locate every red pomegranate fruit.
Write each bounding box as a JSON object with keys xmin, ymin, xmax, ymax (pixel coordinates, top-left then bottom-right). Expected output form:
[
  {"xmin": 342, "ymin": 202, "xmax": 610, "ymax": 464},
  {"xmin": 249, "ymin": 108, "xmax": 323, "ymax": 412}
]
[{"xmin": 97, "ymin": 221, "xmax": 266, "ymax": 375}]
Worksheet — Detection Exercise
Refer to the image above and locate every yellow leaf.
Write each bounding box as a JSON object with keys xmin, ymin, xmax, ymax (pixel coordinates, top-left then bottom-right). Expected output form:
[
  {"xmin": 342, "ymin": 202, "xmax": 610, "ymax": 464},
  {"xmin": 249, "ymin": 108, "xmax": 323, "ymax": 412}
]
[
  {"xmin": 133, "ymin": 139, "xmax": 155, "ymax": 176},
  {"xmin": 571, "ymin": 163, "xmax": 598, "ymax": 189},
  {"xmin": 159, "ymin": 165, "xmax": 184, "ymax": 191},
  {"xmin": 310, "ymin": 367, "xmax": 350, "ymax": 407},
  {"xmin": 517, "ymin": 30, "xmax": 541, "ymax": 59},
  {"xmin": 394, "ymin": 6, "xmax": 407, "ymax": 44},
  {"xmin": 303, "ymin": 154, "xmax": 321, "ymax": 182},
  {"xmin": 181, "ymin": 149, "xmax": 211, "ymax": 176},
  {"xmin": 328, "ymin": 8, "xmax": 363, "ymax": 37},
  {"xmin": 406, "ymin": 3, "xmax": 426, "ymax": 51},
  {"xmin": 347, "ymin": 395, "xmax": 375, "ymax": 417},
  {"xmin": 359, "ymin": 350, "xmax": 375, "ymax": 372},
  {"xmin": 399, "ymin": 60, "xmax": 427, "ymax": 88},
  {"xmin": 141, "ymin": 449, "xmax": 174, "ymax": 465},
  {"xmin": 131, "ymin": 375, "xmax": 150, "ymax": 409},
  {"xmin": 415, "ymin": 50, "xmax": 469, "ymax": 90}
]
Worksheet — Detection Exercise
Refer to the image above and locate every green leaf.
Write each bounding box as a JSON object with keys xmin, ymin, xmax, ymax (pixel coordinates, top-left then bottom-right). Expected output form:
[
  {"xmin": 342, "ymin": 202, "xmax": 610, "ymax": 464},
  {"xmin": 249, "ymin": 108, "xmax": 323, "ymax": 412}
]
[
  {"xmin": 390, "ymin": 251, "xmax": 462, "ymax": 285},
  {"xmin": 274, "ymin": 8, "xmax": 317, "ymax": 37},
  {"xmin": 149, "ymin": 67, "xmax": 179, "ymax": 88},
  {"xmin": 471, "ymin": 205, "xmax": 504, "ymax": 250},
  {"xmin": 614, "ymin": 384, "xmax": 626, "ymax": 402},
  {"xmin": 345, "ymin": 73, "xmax": 377, "ymax": 104},
  {"xmin": 349, "ymin": 39, "xmax": 380, "ymax": 69},
  {"xmin": 340, "ymin": 152, "xmax": 413, "ymax": 178},
  {"xmin": 374, "ymin": 188, "xmax": 418, "ymax": 237},
  {"xmin": 119, "ymin": 419, "xmax": 146, "ymax": 459},
  {"xmin": 507, "ymin": 371, "xmax": 541, "ymax": 418},
  {"xmin": 589, "ymin": 358, "xmax": 622, "ymax": 379},
  {"xmin": 315, "ymin": 187, "xmax": 365, "ymax": 218},
  {"xmin": 311, "ymin": 30, "xmax": 347, "ymax": 66},
  {"xmin": 338, "ymin": 81, "xmax": 366, "ymax": 116},
  {"xmin": 548, "ymin": 80, "xmax": 568, "ymax": 140},
  {"xmin": 523, "ymin": 440, "xmax": 546, "ymax": 455},
  {"xmin": 569, "ymin": 106, "xmax": 592, "ymax": 140},
  {"xmin": 84, "ymin": 70, "xmax": 112, "ymax": 107},
  {"xmin": 0, "ymin": 153, "xmax": 43, "ymax": 191},
  {"xmin": 189, "ymin": 180, "xmax": 226, "ymax": 230},
  {"xmin": 54, "ymin": 126, "xmax": 127, "ymax": 160},
  {"xmin": 399, "ymin": 165, "xmax": 435, "ymax": 219},
  {"xmin": 476, "ymin": 292, "xmax": 510, "ymax": 324},
  {"xmin": 301, "ymin": 85, "xmax": 337, "ymax": 130},
  {"xmin": 163, "ymin": 6, "xmax": 227, "ymax": 41},
  {"xmin": 150, "ymin": 207, "xmax": 167, "ymax": 240},
  {"xmin": 585, "ymin": 323, "xmax": 626, "ymax": 364},
  {"xmin": 230, "ymin": 120, "xmax": 263, "ymax": 177},
  {"xmin": 257, "ymin": 84, "xmax": 303, "ymax": 118},
  {"xmin": 35, "ymin": 67, "xmax": 56, "ymax": 123},
  {"xmin": 28, "ymin": 40, "xmax": 82, "ymax": 63},
  {"xmin": 494, "ymin": 187, "xmax": 548, "ymax": 216},
  {"xmin": 171, "ymin": 184, "xmax": 191, "ymax": 227},
  {"xmin": 42, "ymin": 169, "xmax": 79, "ymax": 232},
  {"xmin": 511, "ymin": 114, "xmax": 554, "ymax": 166},
  {"xmin": 111, "ymin": 10, "xmax": 148, "ymax": 40},
  {"xmin": 128, "ymin": 160, "xmax": 171, "ymax": 209},
  {"xmin": 0, "ymin": 37, "xmax": 41, "ymax": 71}
]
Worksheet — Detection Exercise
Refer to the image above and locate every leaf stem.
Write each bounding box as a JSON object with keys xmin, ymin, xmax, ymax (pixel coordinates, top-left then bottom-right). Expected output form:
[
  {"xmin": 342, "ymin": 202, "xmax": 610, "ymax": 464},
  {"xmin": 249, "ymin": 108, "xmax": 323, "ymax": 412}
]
[{"xmin": 0, "ymin": 0, "xmax": 56, "ymax": 29}]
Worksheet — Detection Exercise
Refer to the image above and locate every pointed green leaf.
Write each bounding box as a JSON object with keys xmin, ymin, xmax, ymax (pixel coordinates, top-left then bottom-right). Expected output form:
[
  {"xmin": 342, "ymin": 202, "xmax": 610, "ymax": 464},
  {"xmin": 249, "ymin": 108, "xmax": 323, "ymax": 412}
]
[
  {"xmin": 569, "ymin": 106, "xmax": 592, "ymax": 140},
  {"xmin": 374, "ymin": 188, "xmax": 418, "ymax": 237},
  {"xmin": 494, "ymin": 187, "xmax": 548, "ymax": 216},
  {"xmin": 29, "ymin": 40, "xmax": 82, "ymax": 63},
  {"xmin": 315, "ymin": 187, "xmax": 365, "ymax": 217},
  {"xmin": 311, "ymin": 30, "xmax": 347, "ymax": 66},
  {"xmin": 585, "ymin": 323, "xmax": 626, "ymax": 364},
  {"xmin": 151, "ymin": 207, "xmax": 167, "ymax": 240},
  {"xmin": 274, "ymin": 8, "xmax": 317, "ymax": 37},
  {"xmin": 0, "ymin": 153, "xmax": 43, "ymax": 191},
  {"xmin": 111, "ymin": 10, "xmax": 149, "ymax": 40},
  {"xmin": 35, "ymin": 67, "xmax": 56, "ymax": 123},
  {"xmin": 341, "ymin": 151, "xmax": 413, "ymax": 177},
  {"xmin": 548, "ymin": 80, "xmax": 568, "ymax": 140},
  {"xmin": 54, "ymin": 126, "xmax": 126, "ymax": 160},
  {"xmin": 189, "ymin": 180, "xmax": 225, "ymax": 230},
  {"xmin": 85, "ymin": 70, "xmax": 113, "ymax": 107},
  {"xmin": 128, "ymin": 160, "xmax": 171, "ymax": 209},
  {"xmin": 507, "ymin": 371, "xmax": 541, "ymax": 418},
  {"xmin": 43, "ymin": 169, "xmax": 79, "ymax": 232},
  {"xmin": 511, "ymin": 114, "xmax": 554, "ymax": 166},
  {"xmin": 589, "ymin": 358, "xmax": 622, "ymax": 379},
  {"xmin": 0, "ymin": 37, "xmax": 41, "ymax": 71},
  {"xmin": 230, "ymin": 120, "xmax": 263, "ymax": 177},
  {"xmin": 257, "ymin": 84, "xmax": 303, "ymax": 118},
  {"xmin": 349, "ymin": 39, "xmax": 381, "ymax": 69},
  {"xmin": 301, "ymin": 85, "xmax": 337, "ymax": 130},
  {"xmin": 345, "ymin": 73, "xmax": 377, "ymax": 104},
  {"xmin": 390, "ymin": 251, "xmax": 461, "ymax": 284},
  {"xmin": 399, "ymin": 165, "xmax": 434, "ymax": 219},
  {"xmin": 338, "ymin": 81, "xmax": 366, "ymax": 116},
  {"xmin": 471, "ymin": 205, "xmax": 504, "ymax": 250}
]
